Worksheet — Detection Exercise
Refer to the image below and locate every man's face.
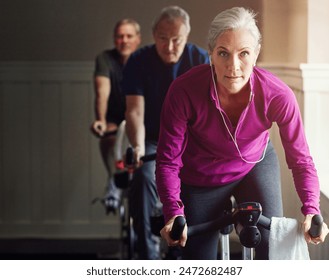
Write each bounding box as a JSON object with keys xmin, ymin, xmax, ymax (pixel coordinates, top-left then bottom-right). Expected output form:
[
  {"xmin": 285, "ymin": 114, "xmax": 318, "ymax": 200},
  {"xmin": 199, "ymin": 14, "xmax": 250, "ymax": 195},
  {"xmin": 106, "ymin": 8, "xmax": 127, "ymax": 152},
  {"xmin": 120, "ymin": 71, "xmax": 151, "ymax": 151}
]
[
  {"xmin": 153, "ymin": 19, "xmax": 189, "ymax": 64},
  {"xmin": 114, "ymin": 23, "xmax": 141, "ymax": 60}
]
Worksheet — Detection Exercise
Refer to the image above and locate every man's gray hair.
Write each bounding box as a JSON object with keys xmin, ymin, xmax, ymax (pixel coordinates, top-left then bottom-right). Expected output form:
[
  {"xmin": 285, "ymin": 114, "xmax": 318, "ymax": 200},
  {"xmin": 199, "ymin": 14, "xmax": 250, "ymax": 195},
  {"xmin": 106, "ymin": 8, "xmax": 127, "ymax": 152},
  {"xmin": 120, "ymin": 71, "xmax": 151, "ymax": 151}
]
[
  {"xmin": 114, "ymin": 18, "xmax": 141, "ymax": 36},
  {"xmin": 152, "ymin": 6, "xmax": 191, "ymax": 34},
  {"xmin": 208, "ymin": 7, "xmax": 261, "ymax": 52}
]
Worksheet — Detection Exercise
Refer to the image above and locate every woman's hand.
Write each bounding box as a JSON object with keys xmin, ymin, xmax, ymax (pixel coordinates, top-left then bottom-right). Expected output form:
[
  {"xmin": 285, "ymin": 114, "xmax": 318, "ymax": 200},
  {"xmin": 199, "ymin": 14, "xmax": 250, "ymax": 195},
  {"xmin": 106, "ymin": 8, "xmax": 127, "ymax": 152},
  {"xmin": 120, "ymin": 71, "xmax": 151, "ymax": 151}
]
[
  {"xmin": 160, "ymin": 215, "xmax": 188, "ymax": 247},
  {"xmin": 303, "ymin": 214, "xmax": 329, "ymax": 244}
]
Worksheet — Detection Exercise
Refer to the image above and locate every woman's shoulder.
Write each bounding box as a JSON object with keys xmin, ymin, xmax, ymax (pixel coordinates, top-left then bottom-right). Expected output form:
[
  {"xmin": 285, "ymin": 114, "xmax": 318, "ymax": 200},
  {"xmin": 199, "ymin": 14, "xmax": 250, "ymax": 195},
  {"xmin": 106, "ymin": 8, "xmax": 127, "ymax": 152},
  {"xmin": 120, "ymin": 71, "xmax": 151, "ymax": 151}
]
[
  {"xmin": 253, "ymin": 67, "xmax": 290, "ymax": 88},
  {"xmin": 252, "ymin": 66, "xmax": 293, "ymax": 95}
]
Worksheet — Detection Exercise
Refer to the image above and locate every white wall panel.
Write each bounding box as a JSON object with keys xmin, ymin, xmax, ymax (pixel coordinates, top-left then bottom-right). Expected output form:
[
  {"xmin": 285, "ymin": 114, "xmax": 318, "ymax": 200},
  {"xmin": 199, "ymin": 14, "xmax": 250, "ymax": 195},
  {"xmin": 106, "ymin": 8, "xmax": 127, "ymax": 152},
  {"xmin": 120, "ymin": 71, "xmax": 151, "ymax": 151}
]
[{"xmin": 0, "ymin": 62, "xmax": 119, "ymax": 238}]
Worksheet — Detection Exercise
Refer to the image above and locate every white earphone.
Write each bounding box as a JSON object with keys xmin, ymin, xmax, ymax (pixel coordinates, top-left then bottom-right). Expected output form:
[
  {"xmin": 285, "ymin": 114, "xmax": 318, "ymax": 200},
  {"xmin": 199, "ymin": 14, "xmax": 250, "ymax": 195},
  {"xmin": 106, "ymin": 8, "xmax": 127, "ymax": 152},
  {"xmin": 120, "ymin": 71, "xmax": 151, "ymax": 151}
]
[{"xmin": 210, "ymin": 63, "xmax": 268, "ymax": 164}]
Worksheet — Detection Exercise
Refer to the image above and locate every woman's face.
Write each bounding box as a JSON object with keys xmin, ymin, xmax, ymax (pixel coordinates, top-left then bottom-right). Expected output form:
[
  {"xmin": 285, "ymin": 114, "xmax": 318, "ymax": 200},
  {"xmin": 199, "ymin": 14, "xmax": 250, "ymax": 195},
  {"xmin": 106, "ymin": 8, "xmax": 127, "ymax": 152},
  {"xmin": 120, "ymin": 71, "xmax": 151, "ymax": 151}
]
[{"xmin": 210, "ymin": 28, "xmax": 260, "ymax": 94}]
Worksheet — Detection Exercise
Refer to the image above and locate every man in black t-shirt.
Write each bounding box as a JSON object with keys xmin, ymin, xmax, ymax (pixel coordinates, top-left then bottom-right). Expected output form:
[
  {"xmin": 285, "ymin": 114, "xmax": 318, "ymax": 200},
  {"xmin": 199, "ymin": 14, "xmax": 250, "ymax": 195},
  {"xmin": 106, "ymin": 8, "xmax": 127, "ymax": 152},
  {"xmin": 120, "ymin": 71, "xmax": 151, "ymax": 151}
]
[{"xmin": 91, "ymin": 19, "xmax": 141, "ymax": 213}]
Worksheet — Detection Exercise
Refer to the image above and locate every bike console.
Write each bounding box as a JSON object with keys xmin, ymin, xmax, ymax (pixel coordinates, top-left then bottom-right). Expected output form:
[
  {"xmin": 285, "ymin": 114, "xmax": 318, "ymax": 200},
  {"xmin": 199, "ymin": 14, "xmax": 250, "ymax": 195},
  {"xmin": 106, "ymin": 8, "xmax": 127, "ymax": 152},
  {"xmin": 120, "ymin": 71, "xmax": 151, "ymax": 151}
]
[{"xmin": 234, "ymin": 202, "xmax": 262, "ymax": 248}]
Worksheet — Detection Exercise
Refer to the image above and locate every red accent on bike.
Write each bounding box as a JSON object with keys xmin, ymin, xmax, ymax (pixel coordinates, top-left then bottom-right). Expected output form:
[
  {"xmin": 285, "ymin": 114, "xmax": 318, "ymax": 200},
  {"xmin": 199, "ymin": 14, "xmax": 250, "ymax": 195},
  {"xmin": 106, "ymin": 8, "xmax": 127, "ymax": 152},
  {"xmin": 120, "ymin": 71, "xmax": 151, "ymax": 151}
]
[{"xmin": 115, "ymin": 160, "xmax": 125, "ymax": 170}]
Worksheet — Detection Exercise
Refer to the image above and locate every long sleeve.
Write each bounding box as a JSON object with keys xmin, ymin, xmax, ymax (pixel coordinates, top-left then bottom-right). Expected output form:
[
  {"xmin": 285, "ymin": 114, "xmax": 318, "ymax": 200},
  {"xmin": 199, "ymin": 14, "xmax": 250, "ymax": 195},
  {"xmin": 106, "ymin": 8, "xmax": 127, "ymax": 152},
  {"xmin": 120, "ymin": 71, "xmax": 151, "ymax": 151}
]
[
  {"xmin": 156, "ymin": 82, "xmax": 190, "ymax": 223},
  {"xmin": 266, "ymin": 83, "xmax": 320, "ymax": 215}
]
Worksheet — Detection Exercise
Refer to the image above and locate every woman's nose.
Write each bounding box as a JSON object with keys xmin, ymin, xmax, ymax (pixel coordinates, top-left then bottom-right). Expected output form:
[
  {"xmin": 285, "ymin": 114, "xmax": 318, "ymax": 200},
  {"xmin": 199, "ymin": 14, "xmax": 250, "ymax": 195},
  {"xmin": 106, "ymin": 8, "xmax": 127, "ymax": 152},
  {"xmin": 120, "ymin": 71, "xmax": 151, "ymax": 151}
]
[{"xmin": 227, "ymin": 55, "xmax": 240, "ymax": 71}]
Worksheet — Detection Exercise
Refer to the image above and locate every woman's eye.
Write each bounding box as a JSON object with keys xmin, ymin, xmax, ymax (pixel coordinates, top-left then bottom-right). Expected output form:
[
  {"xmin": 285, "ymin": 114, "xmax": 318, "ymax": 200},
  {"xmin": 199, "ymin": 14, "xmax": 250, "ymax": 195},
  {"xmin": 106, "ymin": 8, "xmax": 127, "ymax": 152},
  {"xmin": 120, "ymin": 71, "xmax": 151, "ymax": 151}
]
[
  {"xmin": 241, "ymin": 51, "xmax": 249, "ymax": 57},
  {"xmin": 218, "ymin": 51, "xmax": 228, "ymax": 57}
]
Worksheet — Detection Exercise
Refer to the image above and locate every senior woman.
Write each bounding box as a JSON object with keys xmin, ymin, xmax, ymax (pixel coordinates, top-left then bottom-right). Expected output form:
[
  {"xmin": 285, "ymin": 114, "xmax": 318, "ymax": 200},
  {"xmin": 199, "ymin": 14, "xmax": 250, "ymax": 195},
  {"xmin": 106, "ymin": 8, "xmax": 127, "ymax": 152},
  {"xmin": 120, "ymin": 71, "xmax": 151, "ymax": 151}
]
[{"xmin": 156, "ymin": 7, "xmax": 328, "ymax": 259}]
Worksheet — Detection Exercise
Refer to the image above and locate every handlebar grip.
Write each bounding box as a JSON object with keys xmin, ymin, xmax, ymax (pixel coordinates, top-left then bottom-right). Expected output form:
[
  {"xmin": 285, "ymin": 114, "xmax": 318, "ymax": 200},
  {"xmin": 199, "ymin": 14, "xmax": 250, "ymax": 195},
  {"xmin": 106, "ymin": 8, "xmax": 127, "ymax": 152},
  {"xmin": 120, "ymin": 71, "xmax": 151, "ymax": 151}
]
[
  {"xmin": 126, "ymin": 148, "xmax": 156, "ymax": 164},
  {"xmin": 170, "ymin": 216, "xmax": 186, "ymax": 240},
  {"xmin": 140, "ymin": 153, "xmax": 156, "ymax": 162},
  {"xmin": 126, "ymin": 147, "xmax": 134, "ymax": 165},
  {"xmin": 309, "ymin": 214, "xmax": 323, "ymax": 238},
  {"xmin": 102, "ymin": 129, "xmax": 117, "ymax": 137}
]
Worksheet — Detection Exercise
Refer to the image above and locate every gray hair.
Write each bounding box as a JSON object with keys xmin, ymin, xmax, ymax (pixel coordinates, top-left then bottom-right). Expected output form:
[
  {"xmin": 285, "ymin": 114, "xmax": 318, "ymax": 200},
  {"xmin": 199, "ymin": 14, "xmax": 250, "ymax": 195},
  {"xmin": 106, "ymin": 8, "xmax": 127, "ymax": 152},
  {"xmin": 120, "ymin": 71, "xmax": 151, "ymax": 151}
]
[
  {"xmin": 152, "ymin": 6, "xmax": 191, "ymax": 34},
  {"xmin": 114, "ymin": 18, "xmax": 141, "ymax": 36},
  {"xmin": 208, "ymin": 7, "xmax": 261, "ymax": 52}
]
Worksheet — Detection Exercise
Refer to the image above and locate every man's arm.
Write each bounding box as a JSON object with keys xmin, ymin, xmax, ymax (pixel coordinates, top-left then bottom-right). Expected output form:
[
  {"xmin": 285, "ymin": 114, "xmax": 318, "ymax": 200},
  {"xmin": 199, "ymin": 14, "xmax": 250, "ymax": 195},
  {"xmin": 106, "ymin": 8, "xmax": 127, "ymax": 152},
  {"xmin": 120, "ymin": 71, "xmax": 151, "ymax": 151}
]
[
  {"xmin": 91, "ymin": 76, "xmax": 111, "ymax": 136},
  {"xmin": 125, "ymin": 95, "xmax": 145, "ymax": 163}
]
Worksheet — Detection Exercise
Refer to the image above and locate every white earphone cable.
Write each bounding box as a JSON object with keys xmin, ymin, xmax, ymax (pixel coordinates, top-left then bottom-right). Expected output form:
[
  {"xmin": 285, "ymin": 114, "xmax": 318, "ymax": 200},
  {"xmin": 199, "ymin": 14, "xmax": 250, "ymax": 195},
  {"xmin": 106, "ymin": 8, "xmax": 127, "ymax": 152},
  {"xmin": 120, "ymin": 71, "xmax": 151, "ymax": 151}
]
[{"xmin": 210, "ymin": 64, "xmax": 268, "ymax": 164}]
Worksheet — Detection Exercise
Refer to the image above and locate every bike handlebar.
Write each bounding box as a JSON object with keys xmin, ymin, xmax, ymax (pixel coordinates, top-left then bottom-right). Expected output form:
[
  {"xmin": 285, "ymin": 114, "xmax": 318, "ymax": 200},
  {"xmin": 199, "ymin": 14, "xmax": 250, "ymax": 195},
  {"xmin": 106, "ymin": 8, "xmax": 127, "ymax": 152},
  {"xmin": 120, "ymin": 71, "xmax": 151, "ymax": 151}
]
[
  {"xmin": 309, "ymin": 214, "xmax": 323, "ymax": 238},
  {"xmin": 170, "ymin": 216, "xmax": 186, "ymax": 240},
  {"xmin": 126, "ymin": 147, "xmax": 134, "ymax": 165},
  {"xmin": 170, "ymin": 208, "xmax": 323, "ymax": 241},
  {"xmin": 141, "ymin": 153, "xmax": 157, "ymax": 162},
  {"xmin": 125, "ymin": 147, "xmax": 156, "ymax": 163},
  {"xmin": 170, "ymin": 213, "xmax": 271, "ymax": 240}
]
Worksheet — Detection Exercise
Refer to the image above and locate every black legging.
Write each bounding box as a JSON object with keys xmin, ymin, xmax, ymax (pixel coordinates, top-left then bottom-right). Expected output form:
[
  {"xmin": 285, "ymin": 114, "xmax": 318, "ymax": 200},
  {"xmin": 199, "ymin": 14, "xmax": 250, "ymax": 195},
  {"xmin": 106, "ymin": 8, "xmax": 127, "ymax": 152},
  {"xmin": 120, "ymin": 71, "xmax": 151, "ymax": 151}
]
[{"xmin": 180, "ymin": 141, "xmax": 283, "ymax": 260}]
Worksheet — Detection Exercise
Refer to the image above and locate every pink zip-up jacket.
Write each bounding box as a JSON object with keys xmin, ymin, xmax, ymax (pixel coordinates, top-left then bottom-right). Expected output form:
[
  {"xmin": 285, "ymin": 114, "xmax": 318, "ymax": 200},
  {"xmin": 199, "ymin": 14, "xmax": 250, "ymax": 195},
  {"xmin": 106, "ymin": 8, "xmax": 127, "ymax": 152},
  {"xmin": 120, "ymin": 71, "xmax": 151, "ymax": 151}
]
[{"xmin": 156, "ymin": 64, "xmax": 320, "ymax": 222}]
